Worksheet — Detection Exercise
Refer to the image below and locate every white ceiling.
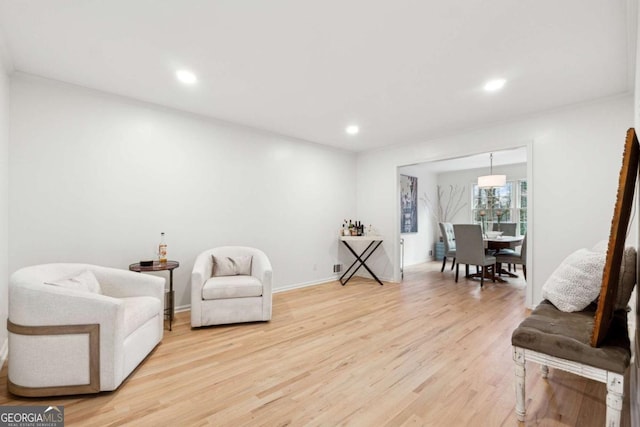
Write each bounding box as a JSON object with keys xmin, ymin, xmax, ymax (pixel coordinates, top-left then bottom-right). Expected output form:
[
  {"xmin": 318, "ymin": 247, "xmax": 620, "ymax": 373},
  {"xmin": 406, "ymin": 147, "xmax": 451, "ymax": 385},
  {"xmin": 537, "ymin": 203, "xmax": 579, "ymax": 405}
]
[
  {"xmin": 0, "ymin": 1, "xmax": 635, "ymax": 152},
  {"xmin": 422, "ymin": 147, "xmax": 527, "ymax": 173}
]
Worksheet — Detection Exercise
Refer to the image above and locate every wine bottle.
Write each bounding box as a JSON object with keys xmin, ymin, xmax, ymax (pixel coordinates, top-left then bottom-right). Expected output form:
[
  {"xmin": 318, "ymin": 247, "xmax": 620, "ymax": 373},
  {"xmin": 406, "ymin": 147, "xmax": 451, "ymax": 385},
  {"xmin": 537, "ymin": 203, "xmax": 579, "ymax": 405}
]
[{"xmin": 158, "ymin": 232, "xmax": 167, "ymax": 263}]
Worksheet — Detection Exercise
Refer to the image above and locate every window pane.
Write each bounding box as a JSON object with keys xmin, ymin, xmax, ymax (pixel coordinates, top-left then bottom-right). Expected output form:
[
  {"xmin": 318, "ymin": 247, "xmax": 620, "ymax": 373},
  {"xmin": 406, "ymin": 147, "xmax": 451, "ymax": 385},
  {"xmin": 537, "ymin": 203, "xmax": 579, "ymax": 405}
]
[
  {"xmin": 519, "ymin": 208, "xmax": 527, "ymax": 235},
  {"xmin": 472, "ymin": 180, "xmax": 527, "ymax": 234},
  {"xmin": 471, "ymin": 183, "xmax": 513, "ymax": 218},
  {"xmin": 519, "ymin": 180, "xmax": 527, "ymax": 208}
]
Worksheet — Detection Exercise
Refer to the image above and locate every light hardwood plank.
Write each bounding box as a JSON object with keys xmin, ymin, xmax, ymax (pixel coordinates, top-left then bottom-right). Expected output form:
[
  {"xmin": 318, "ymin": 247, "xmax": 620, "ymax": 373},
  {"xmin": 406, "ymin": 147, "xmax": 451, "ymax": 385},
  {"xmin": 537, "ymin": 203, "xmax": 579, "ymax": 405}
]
[{"xmin": 0, "ymin": 262, "xmax": 630, "ymax": 426}]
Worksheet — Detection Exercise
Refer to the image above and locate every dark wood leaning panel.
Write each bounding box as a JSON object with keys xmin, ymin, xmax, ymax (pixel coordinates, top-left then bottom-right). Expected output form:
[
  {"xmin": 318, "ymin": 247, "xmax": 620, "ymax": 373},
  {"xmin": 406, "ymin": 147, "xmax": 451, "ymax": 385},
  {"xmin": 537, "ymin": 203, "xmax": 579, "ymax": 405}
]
[
  {"xmin": 7, "ymin": 320, "xmax": 100, "ymax": 396},
  {"xmin": 591, "ymin": 128, "xmax": 639, "ymax": 347}
]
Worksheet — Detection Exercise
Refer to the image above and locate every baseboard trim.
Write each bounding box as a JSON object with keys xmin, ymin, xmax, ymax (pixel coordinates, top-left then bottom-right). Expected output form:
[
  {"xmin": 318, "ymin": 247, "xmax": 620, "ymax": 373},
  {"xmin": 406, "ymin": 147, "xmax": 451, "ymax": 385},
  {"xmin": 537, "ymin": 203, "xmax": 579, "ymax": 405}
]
[
  {"xmin": 175, "ymin": 304, "xmax": 191, "ymax": 313},
  {"xmin": 274, "ymin": 276, "xmax": 340, "ymax": 293},
  {"xmin": 174, "ymin": 274, "xmax": 397, "ymax": 311},
  {"xmin": 352, "ymin": 274, "xmax": 396, "ymax": 283}
]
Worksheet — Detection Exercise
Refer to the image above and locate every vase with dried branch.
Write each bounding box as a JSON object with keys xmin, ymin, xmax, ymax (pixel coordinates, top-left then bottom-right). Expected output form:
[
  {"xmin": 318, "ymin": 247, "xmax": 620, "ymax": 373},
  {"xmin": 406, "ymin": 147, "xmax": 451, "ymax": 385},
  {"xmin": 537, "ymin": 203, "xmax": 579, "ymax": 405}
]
[{"xmin": 420, "ymin": 185, "xmax": 467, "ymax": 241}]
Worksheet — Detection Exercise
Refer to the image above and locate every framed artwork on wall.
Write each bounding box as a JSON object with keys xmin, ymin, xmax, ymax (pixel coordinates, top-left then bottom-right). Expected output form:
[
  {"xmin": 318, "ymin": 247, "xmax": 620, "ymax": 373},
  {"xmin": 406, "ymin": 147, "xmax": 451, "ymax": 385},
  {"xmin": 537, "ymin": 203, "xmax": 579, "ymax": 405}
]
[{"xmin": 400, "ymin": 174, "xmax": 418, "ymax": 233}]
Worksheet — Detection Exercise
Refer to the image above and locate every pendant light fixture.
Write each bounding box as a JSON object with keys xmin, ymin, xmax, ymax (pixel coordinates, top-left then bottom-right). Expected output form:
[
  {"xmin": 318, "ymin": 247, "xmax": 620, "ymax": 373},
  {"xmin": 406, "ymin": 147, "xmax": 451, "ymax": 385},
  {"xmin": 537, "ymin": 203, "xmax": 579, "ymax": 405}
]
[{"xmin": 478, "ymin": 153, "xmax": 506, "ymax": 188}]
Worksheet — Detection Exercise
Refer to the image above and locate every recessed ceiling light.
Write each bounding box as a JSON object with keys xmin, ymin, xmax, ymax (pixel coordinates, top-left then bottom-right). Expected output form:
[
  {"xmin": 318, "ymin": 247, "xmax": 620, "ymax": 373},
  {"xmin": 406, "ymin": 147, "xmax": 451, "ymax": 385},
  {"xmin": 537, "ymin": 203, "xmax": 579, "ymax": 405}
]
[
  {"xmin": 484, "ymin": 78, "xmax": 506, "ymax": 92},
  {"xmin": 176, "ymin": 70, "xmax": 197, "ymax": 85},
  {"xmin": 346, "ymin": 125, "xmax": 359, "ymax": 135}
]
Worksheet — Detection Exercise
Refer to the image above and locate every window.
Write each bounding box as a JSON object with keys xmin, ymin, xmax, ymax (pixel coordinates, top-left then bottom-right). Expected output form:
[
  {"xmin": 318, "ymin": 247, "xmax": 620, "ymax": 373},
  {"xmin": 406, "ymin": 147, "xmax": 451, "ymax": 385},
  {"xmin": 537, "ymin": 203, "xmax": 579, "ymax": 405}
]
[
  {"xmin": 518, "ymin": 179, "xmax": 527, "ymax": 235},
  {"xmin": 472, "ymin": 180, "xmax": 527, "ymax": 235}
]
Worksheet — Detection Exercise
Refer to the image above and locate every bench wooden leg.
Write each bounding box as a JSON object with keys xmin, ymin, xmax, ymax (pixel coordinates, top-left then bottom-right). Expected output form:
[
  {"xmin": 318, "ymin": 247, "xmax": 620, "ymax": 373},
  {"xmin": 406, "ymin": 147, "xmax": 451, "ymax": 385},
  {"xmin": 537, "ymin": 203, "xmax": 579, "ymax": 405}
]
[
  {"xmin": 605, "ymin": 372, "xmax": 624, "ymax": 427},
  {"xmin": 513, "ymin": 347, "xmax": 526, "ymax": 421},
  {"xmin": 512, "ymin": 346, "xmax": 626, "ymax": 425}
]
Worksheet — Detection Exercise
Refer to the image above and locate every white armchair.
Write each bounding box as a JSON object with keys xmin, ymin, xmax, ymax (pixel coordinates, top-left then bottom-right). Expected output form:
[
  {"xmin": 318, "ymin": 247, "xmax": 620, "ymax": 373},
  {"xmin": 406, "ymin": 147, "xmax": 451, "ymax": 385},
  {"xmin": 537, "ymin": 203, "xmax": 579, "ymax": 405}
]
[
  {"xmin": 8, "ymin": 263, "xmax": 165, "ymax": 396},
  {"xmin": 191, "ymin": 246, "xmax": 272, "ymax": 327}
]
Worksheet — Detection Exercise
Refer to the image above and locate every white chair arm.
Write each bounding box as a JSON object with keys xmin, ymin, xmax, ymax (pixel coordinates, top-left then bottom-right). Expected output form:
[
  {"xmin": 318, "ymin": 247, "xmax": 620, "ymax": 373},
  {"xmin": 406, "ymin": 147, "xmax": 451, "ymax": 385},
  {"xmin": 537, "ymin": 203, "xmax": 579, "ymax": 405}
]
[
  {"xmin": 10, "ymin": 284, "xmax": 124, "ymax": 327},
  {"xmin": 9, "ymin": 283, "xmax": 127, "ymax": 392},
  {"xmin": 191, "ymin": 252, "xmax": 211, "ymax": 294},
  {"xmin": 92, "ymin": 266, "xmax": 165, "ymax": 301},
  {"xmin": 190, "ymin": 252, "xmax": 213, "ymax": 327},
  {"xmin": 251, "ymin": 251, "xmax": 273, "ymax": 295}
]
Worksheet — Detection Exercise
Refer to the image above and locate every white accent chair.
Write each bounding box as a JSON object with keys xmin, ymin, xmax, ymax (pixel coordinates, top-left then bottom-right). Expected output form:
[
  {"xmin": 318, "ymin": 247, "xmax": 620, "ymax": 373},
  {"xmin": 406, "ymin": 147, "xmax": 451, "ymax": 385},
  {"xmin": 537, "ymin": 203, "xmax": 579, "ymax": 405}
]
[
  {"xmin": 8, "ymin": 263, "xmax": 165, "ymax": 396},
  {"xmin": 191, "ymin": 246, "xmax": 273, "ymax": 327}
]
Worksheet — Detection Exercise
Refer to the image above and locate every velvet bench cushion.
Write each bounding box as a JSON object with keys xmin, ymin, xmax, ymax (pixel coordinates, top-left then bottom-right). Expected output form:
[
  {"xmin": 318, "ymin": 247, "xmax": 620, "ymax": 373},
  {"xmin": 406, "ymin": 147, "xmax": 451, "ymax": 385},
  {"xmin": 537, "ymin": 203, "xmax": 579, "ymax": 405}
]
[{"xmin": 512, "ymin": 300, "xmax": 631, "ymax": 374}]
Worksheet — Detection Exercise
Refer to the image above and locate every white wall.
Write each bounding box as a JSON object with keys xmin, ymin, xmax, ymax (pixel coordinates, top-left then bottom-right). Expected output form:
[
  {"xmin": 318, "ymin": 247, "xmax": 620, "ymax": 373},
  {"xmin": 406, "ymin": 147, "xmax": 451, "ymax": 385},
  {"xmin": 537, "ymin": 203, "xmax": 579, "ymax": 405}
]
[
  {"xmin": 9, "ymin": 74, "xmax": 357, "ymax": 307},
  {"xmin": 437, "ymin": 162, "xmax": 527, "ymax": 225},
  {"xmin": 397, "ymin": 165, "xmax": 437, "ymax": 266},
  {"xmin": 0, "ymin": 36, "xmax": 10, "ymax": 354},
  {"xmin": 357, "ymin": 95, "xmax": 634, "ymax": 307}
]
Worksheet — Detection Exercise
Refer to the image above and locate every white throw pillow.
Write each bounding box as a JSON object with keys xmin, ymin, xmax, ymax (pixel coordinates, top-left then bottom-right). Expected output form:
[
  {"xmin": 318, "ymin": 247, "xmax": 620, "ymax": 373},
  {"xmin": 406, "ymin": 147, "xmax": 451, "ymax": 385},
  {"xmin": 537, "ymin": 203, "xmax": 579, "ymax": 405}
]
[
  {"xmin": 542, "ymin": 248, "xmax": 605, "ymax": 312},
  {"xmin": 212, "ymin": 255, "xmax": 253, "ymax": 277},
  {"xmin": 45, "ymin": 270, "xmax": 102, "ymax": 294},
  {"xmin": 616, "ymin": 246, "xmax": 637, "ymax": 310},
  {"xmin": 591, "ymin": 240, "xmax": 608, "ymax": 253}
]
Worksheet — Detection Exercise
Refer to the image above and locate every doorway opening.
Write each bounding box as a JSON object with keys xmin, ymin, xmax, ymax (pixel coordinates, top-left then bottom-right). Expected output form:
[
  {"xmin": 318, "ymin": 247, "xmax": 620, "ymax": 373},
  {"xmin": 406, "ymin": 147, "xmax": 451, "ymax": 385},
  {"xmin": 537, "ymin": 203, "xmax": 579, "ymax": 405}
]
[{"xmin": 396, "ymin": 144, "xmax": 533, "ymax": 306}]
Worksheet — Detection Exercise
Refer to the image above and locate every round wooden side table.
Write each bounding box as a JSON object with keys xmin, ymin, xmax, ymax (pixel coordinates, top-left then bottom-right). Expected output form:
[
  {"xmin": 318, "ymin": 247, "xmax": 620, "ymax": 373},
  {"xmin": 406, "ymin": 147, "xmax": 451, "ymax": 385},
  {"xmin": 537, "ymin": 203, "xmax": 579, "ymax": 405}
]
[{"xmin": 129, "ymin": 260, "xmax": 179, "ymax": 331}]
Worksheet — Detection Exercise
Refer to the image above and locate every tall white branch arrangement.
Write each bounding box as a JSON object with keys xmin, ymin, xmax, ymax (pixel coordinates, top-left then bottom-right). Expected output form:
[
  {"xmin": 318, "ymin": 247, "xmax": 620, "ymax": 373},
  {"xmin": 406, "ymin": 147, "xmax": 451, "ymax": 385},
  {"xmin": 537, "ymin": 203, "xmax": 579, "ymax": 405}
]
[{"xmin": 420, "ymin": 185, "xmax": 467, "ymax": 224}]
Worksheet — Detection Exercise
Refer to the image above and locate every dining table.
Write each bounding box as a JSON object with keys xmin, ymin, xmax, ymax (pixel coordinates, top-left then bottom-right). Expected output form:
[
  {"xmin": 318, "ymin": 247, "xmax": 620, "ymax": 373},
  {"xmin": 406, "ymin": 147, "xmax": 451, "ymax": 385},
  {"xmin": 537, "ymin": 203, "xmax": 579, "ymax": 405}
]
[
  {"xmin": 485, "ymin": 235, "xmax": 523, "ymax": 249},
  {"xmin": 484, "ymin": 235, "xmax": 524, "ymax": 279}
]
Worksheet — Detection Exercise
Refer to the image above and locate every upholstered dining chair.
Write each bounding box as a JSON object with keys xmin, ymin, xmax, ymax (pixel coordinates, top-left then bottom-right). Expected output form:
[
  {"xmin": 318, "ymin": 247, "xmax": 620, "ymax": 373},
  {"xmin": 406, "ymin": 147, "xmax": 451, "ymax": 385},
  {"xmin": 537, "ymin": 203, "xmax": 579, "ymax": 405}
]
[
  {"xmin": 453, "ymin": 224, "xmax": 496, "ymax": 287},
  {"xmin": 492, "ymin": 222, "xmax": 518, "ymax": 271},
  {"xmin": 496, "ymin": 233, "xmax": 527, "ymax": 279},
  {"xmin": 492, "ymin": 222, "xmax": 517, "ymax": 236},
  {"xmin": 438, "ymin": 222, "xmax": 456, "ymax": 272}
]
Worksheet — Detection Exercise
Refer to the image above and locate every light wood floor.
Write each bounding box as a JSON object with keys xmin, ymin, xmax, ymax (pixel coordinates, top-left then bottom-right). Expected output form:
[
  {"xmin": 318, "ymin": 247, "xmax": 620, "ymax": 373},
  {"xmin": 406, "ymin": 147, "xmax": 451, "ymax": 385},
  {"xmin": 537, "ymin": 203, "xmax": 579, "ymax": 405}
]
[{"xmin": 0, "ymin": 262, "xmax": 630, "ymax": 426}]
